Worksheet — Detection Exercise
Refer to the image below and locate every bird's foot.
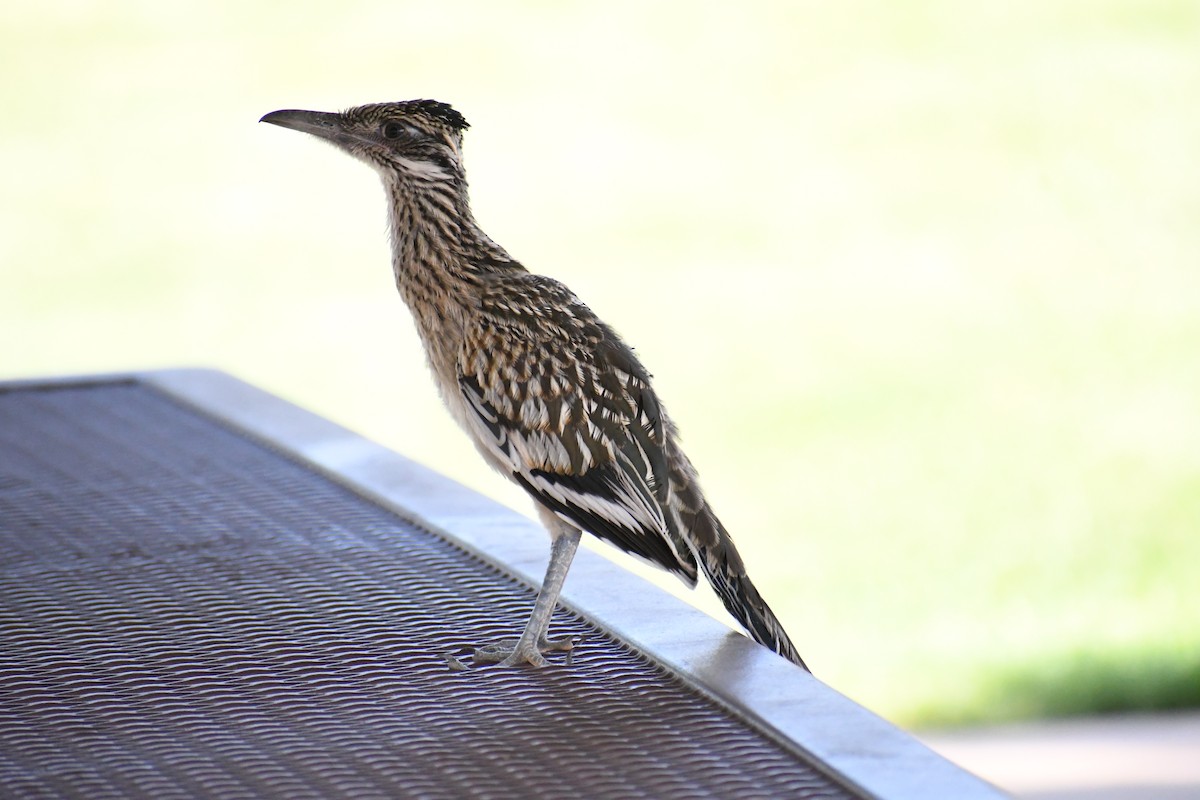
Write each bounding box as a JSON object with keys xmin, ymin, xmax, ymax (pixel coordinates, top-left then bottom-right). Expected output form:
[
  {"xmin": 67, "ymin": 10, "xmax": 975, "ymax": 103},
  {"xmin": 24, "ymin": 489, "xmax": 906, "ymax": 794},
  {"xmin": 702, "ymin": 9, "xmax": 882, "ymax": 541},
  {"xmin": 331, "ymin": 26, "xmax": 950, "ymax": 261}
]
[{"xmin": 471, "ymin": 634, "xmax": 582, "ymax": 668}]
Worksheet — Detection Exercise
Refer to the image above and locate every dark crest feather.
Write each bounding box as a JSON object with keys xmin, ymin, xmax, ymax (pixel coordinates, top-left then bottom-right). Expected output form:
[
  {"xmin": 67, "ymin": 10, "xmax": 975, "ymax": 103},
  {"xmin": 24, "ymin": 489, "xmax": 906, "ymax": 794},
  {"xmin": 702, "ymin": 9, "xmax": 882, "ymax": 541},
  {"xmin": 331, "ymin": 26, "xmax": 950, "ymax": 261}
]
[{"xmin": 402, "ymin": 99, "xmax": 469, "ymax": 131}]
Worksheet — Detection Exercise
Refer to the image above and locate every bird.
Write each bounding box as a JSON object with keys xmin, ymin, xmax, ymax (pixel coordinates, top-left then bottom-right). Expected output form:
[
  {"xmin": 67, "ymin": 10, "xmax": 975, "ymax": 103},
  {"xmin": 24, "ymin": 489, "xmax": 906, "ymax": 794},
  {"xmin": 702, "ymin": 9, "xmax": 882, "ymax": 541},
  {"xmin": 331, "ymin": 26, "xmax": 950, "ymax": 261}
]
[{"xmin": 261, "ymin": 100, "xmax": 808, "ymax": 671}]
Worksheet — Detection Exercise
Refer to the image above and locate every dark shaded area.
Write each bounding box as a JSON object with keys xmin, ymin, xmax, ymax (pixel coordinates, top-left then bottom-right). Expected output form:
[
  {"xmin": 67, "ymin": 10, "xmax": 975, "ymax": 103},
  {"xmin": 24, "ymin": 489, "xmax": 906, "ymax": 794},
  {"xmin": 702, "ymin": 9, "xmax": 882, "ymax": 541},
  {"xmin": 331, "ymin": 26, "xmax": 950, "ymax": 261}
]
[
  {"xmin": 920, "ymin": 645, "xmax": 1200, "ymax": 727},
  {"xmin": 992, "ymin": 647, "xmax": 1200, "ymax": 718}
]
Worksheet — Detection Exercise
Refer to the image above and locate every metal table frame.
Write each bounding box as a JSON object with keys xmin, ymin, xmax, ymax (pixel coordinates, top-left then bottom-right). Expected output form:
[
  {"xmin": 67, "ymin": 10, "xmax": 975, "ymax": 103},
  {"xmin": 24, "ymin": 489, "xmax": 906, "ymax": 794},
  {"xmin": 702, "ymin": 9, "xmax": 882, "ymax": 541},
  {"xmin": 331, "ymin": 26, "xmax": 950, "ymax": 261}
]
[{"xmin": 4, "ymin": 369, "xmax": 1005, "ymax": 799}]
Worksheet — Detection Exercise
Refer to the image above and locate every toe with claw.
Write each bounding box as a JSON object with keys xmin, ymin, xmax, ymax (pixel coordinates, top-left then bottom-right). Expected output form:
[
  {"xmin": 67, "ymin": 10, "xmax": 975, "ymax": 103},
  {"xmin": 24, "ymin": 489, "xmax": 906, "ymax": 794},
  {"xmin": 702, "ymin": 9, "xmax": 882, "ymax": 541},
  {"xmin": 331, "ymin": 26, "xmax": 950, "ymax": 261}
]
[{"xmin": 472, "ymin": 634, "xmax": 582, "ymax": 668}]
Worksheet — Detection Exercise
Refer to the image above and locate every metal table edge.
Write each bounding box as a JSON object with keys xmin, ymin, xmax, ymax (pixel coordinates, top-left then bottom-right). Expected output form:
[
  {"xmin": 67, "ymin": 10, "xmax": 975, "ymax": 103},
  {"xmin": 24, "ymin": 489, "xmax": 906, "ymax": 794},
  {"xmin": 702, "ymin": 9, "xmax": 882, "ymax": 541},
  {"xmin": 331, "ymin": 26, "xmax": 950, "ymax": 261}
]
[{"xmin": 85, "ymin": 366, "xmax": 1010, "ymax": 800}]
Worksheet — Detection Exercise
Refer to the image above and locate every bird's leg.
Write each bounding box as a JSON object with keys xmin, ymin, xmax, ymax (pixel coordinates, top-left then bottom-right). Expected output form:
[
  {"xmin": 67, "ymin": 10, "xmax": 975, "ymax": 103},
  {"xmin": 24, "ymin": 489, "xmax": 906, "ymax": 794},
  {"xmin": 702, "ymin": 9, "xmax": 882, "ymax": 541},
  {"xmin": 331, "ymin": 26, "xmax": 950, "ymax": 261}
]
[{"xmin": 473, "ymin": 522, "xmax": 583, "ymax": 667}]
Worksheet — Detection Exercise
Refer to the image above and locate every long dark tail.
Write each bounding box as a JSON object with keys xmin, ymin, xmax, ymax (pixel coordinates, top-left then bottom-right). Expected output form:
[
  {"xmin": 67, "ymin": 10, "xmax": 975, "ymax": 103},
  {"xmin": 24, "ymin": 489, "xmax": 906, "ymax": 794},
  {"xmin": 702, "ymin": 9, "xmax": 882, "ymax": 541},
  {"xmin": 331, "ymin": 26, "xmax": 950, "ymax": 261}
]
[
  {"xmin": 663, "ymin": 433, "xmax": 809, "ymax": 671},
  {"xmin": 696, "ymin": 515, "xmax": 810, "ymax": 672}
]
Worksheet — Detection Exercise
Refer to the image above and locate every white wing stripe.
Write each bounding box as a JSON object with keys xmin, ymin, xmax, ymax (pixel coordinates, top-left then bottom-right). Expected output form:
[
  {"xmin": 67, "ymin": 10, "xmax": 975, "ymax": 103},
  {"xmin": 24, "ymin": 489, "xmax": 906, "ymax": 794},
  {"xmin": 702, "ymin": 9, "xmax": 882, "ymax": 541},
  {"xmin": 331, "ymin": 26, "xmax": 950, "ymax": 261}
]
[{"xmin": 525, "ymin": 472, "xmax": 645, "ymax": 531}]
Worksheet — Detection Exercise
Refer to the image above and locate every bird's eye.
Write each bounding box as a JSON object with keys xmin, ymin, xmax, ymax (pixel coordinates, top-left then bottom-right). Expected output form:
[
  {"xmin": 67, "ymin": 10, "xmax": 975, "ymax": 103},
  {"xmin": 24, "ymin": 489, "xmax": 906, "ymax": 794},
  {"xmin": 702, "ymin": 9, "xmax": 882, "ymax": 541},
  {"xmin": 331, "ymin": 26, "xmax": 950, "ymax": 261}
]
[{"xmin": 380, "ymin": 121, "xmax": 407, "ymax": 140}]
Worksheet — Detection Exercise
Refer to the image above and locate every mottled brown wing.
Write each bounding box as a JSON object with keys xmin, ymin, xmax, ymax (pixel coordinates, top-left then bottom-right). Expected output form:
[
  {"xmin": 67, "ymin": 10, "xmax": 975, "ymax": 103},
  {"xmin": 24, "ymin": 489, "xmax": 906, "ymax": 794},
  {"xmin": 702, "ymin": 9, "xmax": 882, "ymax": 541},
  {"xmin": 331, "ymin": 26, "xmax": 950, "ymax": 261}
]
[{"xmin": 456, "ymin": 275, "xmax": 699, "ymax": 582}]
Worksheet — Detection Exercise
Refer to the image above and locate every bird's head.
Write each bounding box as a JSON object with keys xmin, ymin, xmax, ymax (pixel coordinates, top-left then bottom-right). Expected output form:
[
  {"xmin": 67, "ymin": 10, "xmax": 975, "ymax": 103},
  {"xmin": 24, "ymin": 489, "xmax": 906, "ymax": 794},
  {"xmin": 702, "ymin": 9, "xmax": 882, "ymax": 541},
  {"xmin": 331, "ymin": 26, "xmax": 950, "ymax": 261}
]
[{"xmin": 261, "ymin": 100, "xmax": 470, "ymax": 184}]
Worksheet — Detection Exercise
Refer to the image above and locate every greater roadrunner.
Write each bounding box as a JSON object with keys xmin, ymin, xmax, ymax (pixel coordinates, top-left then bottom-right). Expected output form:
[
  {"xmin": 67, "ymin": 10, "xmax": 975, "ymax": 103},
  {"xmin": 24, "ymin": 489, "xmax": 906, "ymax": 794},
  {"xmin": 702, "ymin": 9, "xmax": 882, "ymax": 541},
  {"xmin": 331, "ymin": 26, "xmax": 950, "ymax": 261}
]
[{"xmin": 261, "ymin": 100, "xmax": 808, "ymax": 671}]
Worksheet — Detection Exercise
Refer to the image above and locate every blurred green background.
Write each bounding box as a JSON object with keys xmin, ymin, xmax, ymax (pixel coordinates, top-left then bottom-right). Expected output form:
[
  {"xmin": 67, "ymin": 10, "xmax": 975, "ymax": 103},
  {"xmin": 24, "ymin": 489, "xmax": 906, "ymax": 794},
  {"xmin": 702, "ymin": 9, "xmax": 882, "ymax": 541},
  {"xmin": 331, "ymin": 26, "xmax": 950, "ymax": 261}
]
[{"xmin": 3, "ymin": 1, "xmax": 1197, "ymax": 728}]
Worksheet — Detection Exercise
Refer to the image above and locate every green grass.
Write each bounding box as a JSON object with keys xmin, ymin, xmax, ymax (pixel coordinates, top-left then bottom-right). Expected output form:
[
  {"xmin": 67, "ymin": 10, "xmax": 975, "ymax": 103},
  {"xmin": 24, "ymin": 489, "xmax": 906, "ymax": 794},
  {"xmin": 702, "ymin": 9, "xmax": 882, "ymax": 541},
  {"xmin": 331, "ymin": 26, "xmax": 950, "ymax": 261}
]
[
  {"xmin": 910, "ymin": 639, "xmax": 1200, "ymax": 727},
  {"xmin": 2, "ymin": 1, "xmax": 1198, "ymax": 728}
]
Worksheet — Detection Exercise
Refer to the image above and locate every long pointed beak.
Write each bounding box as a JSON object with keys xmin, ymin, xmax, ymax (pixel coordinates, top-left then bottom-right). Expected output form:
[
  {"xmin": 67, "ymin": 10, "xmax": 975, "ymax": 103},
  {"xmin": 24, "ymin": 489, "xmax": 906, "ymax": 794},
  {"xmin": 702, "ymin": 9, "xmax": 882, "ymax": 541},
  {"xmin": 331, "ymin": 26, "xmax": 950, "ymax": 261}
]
[{"xmin": 260, "ymin": 109, "xmax": 343, "ymax": 142}]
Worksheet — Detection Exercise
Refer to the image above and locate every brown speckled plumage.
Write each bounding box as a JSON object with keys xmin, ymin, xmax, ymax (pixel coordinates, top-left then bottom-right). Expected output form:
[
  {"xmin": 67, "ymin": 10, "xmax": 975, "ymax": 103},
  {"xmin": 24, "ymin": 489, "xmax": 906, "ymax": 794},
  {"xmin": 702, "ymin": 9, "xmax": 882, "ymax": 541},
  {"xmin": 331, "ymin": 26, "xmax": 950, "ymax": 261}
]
[{"xmin": 261, "ymin": 100, "xmax": 807, "ymax": 671}]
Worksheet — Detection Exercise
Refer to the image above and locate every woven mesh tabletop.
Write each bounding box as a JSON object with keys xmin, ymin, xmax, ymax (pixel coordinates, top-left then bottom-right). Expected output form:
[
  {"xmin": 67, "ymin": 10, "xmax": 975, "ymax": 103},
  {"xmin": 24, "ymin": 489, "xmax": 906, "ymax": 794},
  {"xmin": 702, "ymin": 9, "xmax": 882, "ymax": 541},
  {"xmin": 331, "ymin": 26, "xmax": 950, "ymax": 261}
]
[{"xmin": 0, "ymin": 379, "xmax": 860, "ymax": 799}]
